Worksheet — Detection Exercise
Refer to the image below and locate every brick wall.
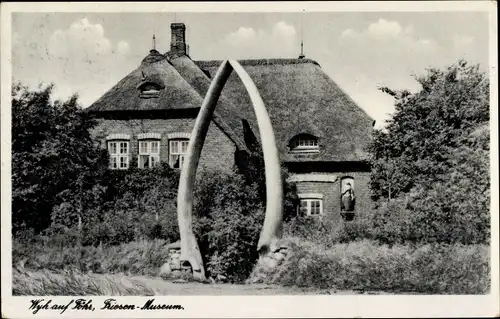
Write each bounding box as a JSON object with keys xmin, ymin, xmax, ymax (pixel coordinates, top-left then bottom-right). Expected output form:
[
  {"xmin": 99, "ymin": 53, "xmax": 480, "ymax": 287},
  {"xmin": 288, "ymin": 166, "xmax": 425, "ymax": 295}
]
[
  {"xmin": 90, "ymin": 117, "xmax": 237, "ymax": 172},
  {"xmin": 293, "ymin": 171, "xmax": 371, "ymax": 223},
  {"xmin": 90, "ymin": 116, "xmax": 372, "ymax": 225}
]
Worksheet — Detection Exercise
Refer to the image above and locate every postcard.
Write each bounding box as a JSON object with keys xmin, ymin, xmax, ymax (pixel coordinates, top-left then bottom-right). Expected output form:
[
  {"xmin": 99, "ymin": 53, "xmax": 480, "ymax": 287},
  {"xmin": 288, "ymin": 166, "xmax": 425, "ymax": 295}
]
[{"xmin": 1, "ymin": 1, "xmax": 498, "ymax": 318}]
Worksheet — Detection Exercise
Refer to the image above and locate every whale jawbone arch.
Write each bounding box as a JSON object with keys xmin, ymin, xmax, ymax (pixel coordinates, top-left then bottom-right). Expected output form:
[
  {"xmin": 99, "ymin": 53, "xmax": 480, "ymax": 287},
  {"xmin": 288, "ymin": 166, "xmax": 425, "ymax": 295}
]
[{"xmin": 170, "ymin": 60, "xmax": 283, "ymax": 280}]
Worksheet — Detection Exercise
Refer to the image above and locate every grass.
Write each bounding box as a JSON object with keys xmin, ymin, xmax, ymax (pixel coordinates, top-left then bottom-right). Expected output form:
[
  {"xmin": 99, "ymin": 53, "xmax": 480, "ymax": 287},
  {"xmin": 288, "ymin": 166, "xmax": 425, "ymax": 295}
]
[
  {"xmin": 13, "ymin": 268, "xmax": 349, "ymax": 296},
  {"xmin": 249, "ymin": 238, "xmax": 490, "ymax": 294},
  {"xmin": 13, "ymin": 237, "xmax": 490, "ymax": 295},
  {"xmin": 13, "ymin": 268, "xmax": 156, "ymax": 296},
  {"xmin": 13, "ymin": 239, "xmax": 171, "ymax": 277}
]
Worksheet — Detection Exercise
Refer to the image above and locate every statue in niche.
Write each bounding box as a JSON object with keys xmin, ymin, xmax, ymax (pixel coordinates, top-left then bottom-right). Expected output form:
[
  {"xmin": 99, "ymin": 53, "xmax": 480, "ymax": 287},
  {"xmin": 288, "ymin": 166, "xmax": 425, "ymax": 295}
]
[{"xmin": 341, "ymin": 182, "xmax": 355, "ymax": 212}]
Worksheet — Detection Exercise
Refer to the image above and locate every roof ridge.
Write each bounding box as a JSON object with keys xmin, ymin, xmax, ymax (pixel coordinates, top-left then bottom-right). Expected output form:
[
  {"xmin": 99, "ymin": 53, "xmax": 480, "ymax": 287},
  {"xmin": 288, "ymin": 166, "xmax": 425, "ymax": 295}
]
[
  {"xmin": 195, "ymin": 58, "xmax": 320, "ymax": 68},
  {"xmin": 141, "ymin": 49, "xmax": 167, "ymax": 64}
]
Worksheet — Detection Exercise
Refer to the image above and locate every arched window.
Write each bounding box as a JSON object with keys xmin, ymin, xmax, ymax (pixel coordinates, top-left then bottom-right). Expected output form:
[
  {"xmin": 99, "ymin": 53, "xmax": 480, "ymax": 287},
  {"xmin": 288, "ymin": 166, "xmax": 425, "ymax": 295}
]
[
  {"xmin": 340, "ymin": 176, "xmax": 355, "ymax": 221},
  {"xmin": 289, "ymin": 134, "xmax": 319, "ymax": 153}
]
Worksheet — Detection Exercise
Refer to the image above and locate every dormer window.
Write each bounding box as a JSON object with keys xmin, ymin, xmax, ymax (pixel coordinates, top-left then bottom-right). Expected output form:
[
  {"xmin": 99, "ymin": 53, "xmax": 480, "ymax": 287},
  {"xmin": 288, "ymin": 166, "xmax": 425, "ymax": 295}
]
[
  {"xmin": 289, "ymin": 134, "xmax": 319, "ymax": 153},
  {"xmin": 137, "ymin": 78, "xmax": 165, "ymax": 99}
]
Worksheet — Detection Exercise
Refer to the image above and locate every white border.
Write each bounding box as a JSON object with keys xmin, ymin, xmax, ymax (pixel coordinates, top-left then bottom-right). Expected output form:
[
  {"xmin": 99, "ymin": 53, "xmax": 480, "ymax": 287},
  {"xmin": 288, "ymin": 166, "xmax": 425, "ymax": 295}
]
[{"xmin": 1, "ymin": 2, "xmax": 498, "ymax": 318}]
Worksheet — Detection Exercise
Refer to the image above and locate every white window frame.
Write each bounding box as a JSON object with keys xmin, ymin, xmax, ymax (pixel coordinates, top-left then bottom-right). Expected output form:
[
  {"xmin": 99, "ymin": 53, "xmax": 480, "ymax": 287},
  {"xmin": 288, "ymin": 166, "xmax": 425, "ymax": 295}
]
[
  {"xmin": 291, "ymin": 135, "xmax": 319, "ymax": 153},
  {"xmin": 169, "ymin": 139, "xmax": 189, "ymax": 169},
  {"xmin": 297, "ymin": 193, "xmax": 324, "ymax": 216},
  {"xmin": 138, "ymin": 140, "xmax": 161, "ymax": 169},
  {"xmin": 108, "ymin": 140, "xmax": 130, "ymax": 170}
]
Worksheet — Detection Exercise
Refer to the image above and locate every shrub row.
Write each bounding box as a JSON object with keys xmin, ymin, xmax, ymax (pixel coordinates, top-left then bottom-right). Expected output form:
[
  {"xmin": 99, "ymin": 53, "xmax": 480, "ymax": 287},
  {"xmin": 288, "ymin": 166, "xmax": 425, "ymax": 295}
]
[
  {"xmin": 284, "ymin": 195, "xmax": 490, "ymax": 247},
  {"xmin": 16, "ymin": 166, "xmax": 298, "ymax": 283},
  {"xmin": 250, "ymin": 237, "xmax": 490, "ymax": 294}
]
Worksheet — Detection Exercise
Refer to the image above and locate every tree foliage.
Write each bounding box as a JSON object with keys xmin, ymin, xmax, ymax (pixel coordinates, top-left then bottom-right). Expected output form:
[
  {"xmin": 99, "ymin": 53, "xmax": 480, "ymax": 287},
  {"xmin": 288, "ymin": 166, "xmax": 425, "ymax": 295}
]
[
  {"xmin": 370, "ymin": 61, "xmax": 489, "ymax": 201},
  {"xmin": 368, "ymin": 60, "xmax": 490, "ymax": 244},
  {"xmin": 12, "ymin": 83, "xmax": 108, "ymax": 233}
]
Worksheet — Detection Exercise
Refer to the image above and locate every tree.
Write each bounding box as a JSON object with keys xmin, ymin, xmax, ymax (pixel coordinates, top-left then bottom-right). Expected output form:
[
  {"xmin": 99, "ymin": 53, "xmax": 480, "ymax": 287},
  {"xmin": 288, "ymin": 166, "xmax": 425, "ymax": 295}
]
[
  {"xmin": 368, "ymin": 60, "xmax": 490, "ymax": 244},
  {"xmin": 11, "ymin": 82, "xmax": 108, "ymax": 234},
  {"xmin": 369, "ymin": 60, "xmax": 489, "ymax": 201}
]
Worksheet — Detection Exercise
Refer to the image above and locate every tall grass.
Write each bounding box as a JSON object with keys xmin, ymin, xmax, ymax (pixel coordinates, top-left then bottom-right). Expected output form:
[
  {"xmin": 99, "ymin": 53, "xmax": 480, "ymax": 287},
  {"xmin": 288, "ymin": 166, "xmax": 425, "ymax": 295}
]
[
  {"xmin": 250, "ymin": 238, "xmax": 490, "ymax": 294},
  {"xmin": 13, "ymin": 239, "xmax": 170, "ymax": 277},
  {"xmin": 13, "ymin": 268, "xmax": 155, "ymax": 296},
  {"xmin": 14, "ymin": 237, "xmax": 490, "ymax": 294}
]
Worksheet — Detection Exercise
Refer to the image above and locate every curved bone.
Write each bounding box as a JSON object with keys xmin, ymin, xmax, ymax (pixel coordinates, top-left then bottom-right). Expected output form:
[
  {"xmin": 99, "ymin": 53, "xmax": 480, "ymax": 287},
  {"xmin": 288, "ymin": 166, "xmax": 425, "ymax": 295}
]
[
  {"xmin": 175, "ymin": 60, "xmax": 283, "ymax": 279},
  {"xmin": 176, "ymin": 61, "xmax": 233, "ymax": 281},
  {"xmin": 228, "ymin": 60, "xmax": 283, "ymax": 254}
]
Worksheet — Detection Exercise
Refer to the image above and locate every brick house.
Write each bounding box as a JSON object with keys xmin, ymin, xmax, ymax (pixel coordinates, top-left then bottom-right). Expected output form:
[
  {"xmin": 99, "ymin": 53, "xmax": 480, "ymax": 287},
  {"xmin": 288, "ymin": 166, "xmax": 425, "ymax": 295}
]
[{"xmin": 86, "ymin": 22, "xmax": 374, "ymax": 222}]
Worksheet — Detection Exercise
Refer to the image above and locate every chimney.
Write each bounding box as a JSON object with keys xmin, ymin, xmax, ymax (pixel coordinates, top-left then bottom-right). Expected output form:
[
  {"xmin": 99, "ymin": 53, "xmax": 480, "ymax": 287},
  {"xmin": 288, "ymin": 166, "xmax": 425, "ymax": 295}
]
[{"xmin": 170, "ymin": 23, "xmax": 186, "ymax": 55}]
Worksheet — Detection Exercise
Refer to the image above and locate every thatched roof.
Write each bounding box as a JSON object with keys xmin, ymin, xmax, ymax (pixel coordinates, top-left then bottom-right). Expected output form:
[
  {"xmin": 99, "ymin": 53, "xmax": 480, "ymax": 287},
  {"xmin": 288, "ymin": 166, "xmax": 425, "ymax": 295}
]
[
  {"xmin": 87, "ymin": 51, "xmax": 201, "ymax": 112},
  {"xmin": 86, "ymin": 50, "xmax": 247, "ymax": 150},
  {"xmin": 87, "ymin": 49, "xmax": 373, "ymax": 162},
  {"xmin": 194, "ymin": 59, "xmax": 374, "ymax": 162}
]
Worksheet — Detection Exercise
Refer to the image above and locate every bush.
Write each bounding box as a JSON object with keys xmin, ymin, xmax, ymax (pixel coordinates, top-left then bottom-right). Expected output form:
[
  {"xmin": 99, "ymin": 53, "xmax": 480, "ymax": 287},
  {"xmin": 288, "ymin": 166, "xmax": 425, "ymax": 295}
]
[
  {"xmin": 191, "ymin": 168, "xmax": 298, "ymax": 283},
  {"xmin": 250, "ymin": 238, "xmax": 490, "ymax": 294},
  {"xmin": 285, "ymin": 189, "xmax": 489, "ymax": 246},
  {"xmin": 15, "ymin": 164, "xmax": 298, "ymax": 283},
  {"xmin": 46, "ymin": 162, "xmax": 181, "ymax": 247},
  {"xmin": 192, "ymin": 170, "xmax": 265, "ymax": 282},
  {"xmin": 284, "ymin": 209, "xmax": 380, "ymax": 247}
]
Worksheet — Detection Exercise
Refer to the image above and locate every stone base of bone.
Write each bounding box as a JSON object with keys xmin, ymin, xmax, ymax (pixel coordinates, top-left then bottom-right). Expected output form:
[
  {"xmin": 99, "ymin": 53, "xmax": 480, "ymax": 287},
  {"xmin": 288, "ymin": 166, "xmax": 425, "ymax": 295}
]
[
  {"xmin": 160, "ymin": 241, "xmax": 290, "ymax": 284},
  {"xmin": 208, "ymin": 274, "xmax": 228, "ymax": 284},
  {"xmin": 246, "ymin": 245, "xmax": 289, "ymax": 284},
  {"xmin": 159, "ymin": 241, "xmax": 193, "ymax": 280}
]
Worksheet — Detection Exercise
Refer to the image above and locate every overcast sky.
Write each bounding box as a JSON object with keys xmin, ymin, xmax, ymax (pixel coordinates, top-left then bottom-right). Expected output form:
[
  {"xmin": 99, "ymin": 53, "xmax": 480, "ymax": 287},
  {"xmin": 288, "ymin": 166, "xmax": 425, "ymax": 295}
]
[{"xmin": 12, "ymin": 12, "xmax": 489, "ymax": 128}]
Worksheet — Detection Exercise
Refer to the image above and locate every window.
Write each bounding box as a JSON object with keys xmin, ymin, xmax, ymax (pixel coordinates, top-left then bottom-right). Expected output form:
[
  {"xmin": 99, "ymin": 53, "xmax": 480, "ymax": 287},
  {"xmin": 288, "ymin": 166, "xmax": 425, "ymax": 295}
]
[
  {"xmin": 297, "ymin": 193, "xmax": 324, "ymax": 216},
  {"xmin": 138, "ymin": 140, "xmax": 160, "ymax": 168},
  {"xmin": 299, "ymin": 199, "xmax": 323, "ymax": 216},
  {"xmin": 137, "ymin": 81, "xmax": 164, "ymax": 99},
  {"xmin": 169, "ymin": 139, "xmax": 189, "ymax": 169},
  {"xmin": 108, "ymin": 141, "xmax": 129, "ymax": 170},
  {"xmin": 290, "ymin": 134, "xmax": 319, "ymax": 153}
]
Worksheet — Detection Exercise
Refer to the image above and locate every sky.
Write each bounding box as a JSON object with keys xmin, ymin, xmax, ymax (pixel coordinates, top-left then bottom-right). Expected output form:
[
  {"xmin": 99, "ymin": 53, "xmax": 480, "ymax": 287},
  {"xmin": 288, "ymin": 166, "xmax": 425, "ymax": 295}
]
[{"xmin": 11, "ymin": 12, "xmax": 490, "ymax": 128}]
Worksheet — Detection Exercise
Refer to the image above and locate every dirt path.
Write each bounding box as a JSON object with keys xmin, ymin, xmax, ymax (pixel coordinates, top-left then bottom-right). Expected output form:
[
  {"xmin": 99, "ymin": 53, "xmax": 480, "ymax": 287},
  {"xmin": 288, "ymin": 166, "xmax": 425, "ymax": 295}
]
[
  {"xmin": 14, "ymin": 269, "xmax": 391, "ymax": 295},
  {"xmin": 121, "ymin": 274, "xmax": 381, "ymax": 295}
]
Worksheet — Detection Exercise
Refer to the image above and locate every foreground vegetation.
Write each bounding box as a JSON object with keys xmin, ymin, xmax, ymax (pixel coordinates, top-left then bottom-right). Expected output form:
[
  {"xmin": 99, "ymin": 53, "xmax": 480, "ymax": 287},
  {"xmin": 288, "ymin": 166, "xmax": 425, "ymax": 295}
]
[
  {"xmin": 13, "ymin": 268, "xmax": 156, "ymax": 296},
  {"xmin": 12, "ymin": 236, "xmax": 489, "ymax": 295},
  {"xmin": 13, "ymin": 268, "xmax": 349, "ymax": 296},
  {"xmin": 250, "ymin": 238, "xmax": 489, "ymax": 294}
]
